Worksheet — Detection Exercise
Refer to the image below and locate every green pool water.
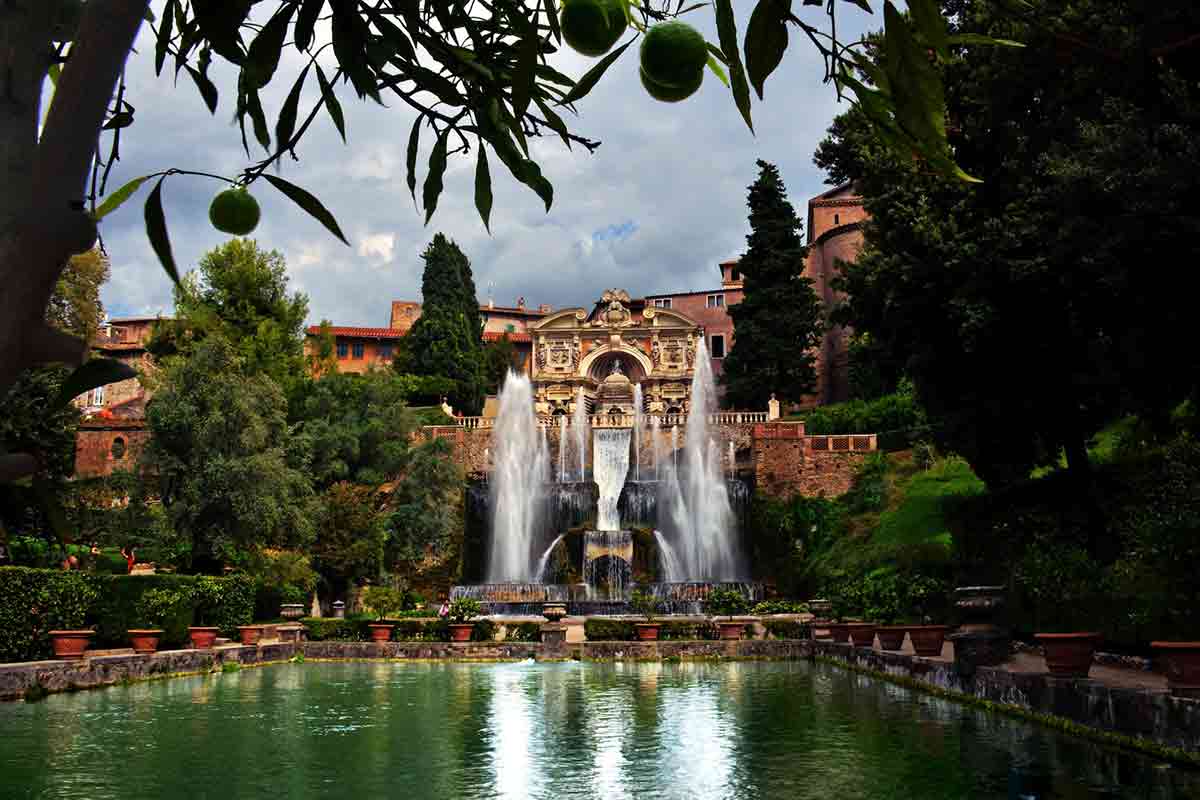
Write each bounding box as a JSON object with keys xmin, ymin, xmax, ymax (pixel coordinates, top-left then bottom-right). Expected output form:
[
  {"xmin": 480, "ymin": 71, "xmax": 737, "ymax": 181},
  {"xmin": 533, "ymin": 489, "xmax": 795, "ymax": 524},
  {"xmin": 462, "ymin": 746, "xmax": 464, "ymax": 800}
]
[{"xmin": 0, "ymin": 660, "xmax": 1195, "ymax": 798}]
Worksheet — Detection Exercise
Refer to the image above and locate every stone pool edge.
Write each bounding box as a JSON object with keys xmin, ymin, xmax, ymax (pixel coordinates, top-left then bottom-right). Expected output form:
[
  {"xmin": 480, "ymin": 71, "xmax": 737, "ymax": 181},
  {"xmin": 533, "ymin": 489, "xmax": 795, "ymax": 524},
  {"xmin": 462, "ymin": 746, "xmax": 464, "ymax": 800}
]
[
  {"xmin": 812, "ymin": 642, "xmax": 1200, "ymax": 769},
  {"xmin": 4, "ymin": 637, "xmax": 1199, "ymax": 767}
]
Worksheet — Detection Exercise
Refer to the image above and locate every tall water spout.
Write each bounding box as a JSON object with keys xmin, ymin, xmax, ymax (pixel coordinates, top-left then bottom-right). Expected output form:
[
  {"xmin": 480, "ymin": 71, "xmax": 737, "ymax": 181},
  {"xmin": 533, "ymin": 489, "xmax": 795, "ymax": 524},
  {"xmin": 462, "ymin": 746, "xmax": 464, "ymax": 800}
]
[
  {"xmin": 659, "ymin": 339, "xmax": 744, "ymax": 580},
  {"xmin": 593, "ymin": 428, "xmax": 631, "ymax": 531},
  {"xmin": 486, "ymin": 372, "xmax": 549, "ymax": 583},
  {"xmin": 558, "ymin": 416, "xmax": 567, "ymax": 483},
  {"xmin": 572, "ymin": 387, "xmax": 588, "ymax": 482},
  {"xmin": 651, "ymin": 415, "xmax": 661, "ymax": 481},
  {"xmin": 633, "ymin": 384, "xmax": 644, "ymax": 482},
  {"xmin": 654, "ymin": 530, "xmax": 685, "ymax": 583},
  {"xmin": 533, "ymin": 533, "xmax": 565, "ymax": 582}
]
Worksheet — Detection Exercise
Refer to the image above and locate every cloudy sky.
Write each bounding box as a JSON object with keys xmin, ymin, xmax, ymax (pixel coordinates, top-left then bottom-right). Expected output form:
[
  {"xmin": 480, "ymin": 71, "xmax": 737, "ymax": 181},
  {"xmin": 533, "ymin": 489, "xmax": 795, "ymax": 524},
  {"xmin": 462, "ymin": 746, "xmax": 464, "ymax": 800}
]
[{"xmin": 95, "ymin": 3, "xmax": 876, "ymax": 326}]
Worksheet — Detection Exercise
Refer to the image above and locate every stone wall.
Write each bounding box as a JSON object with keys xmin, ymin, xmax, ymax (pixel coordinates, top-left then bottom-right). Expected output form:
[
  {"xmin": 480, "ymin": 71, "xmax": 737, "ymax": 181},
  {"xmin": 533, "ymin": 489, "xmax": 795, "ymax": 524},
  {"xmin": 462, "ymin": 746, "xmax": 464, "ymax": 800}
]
[
  {"xmin": 424, "ymin": 419, "xmax": 869, "ymax": 499},
  {"xmin": 751, "ymin": 422, "xmax": 870, "ymax": 500},
  {"xmin": 75, "ymin": 420, "xmax": 151, "ymax": 478}
]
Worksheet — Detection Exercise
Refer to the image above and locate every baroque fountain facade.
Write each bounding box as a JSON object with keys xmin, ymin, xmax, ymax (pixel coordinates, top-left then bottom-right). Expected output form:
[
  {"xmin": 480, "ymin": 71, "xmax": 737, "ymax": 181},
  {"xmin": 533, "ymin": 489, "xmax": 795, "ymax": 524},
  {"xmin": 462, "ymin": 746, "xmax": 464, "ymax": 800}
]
[{"xmin": 452, "ymin": 289, "xmax": 765, "ymax": 614}]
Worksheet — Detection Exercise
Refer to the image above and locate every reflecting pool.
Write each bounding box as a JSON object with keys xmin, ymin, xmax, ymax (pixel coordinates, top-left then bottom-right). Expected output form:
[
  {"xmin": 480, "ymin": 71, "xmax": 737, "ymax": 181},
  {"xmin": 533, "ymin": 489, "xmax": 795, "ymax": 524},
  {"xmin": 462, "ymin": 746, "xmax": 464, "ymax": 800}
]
[{"xmin": 1, "ymin": 661, "xmax": 1196, "ymax": 798}]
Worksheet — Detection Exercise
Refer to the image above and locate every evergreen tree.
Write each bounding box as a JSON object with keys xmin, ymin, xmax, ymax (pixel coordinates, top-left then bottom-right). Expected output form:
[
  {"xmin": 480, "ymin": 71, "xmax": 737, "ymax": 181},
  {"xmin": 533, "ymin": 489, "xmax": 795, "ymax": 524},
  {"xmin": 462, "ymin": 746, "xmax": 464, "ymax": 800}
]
[
  {"xmin": 398, "ymin": 235, "xmax": 486, "ymax": 414},
  {"xmin": 721, "ymin": 161, "xmax": 824, "ymax": 408}
]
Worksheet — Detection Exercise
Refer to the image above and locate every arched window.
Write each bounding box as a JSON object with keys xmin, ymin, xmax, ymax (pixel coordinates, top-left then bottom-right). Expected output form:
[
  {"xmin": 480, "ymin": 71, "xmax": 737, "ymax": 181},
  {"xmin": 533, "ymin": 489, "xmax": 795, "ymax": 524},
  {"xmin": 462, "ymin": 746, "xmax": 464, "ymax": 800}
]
[{"xmin": 111, "ymin": 437, "xmax": 126, "ymax": 460}]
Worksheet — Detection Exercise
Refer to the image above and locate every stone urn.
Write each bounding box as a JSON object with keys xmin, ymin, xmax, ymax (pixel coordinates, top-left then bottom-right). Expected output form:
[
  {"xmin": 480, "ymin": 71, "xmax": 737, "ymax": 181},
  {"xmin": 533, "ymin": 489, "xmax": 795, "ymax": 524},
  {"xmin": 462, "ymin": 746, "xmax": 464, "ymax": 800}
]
[
  {"xmin": 542, "ymin": 603, "xmax": 567, "ymax": 623},
  {"xmin": 908, "ymin": 626, "xmax": 951, "ymax": 658},
  {"xmin": 368, "ymin": 623, "xmax": 394, "ymax": 643},
  {"xmin": 1035, "ymin": 632, "xmax": 1100, "ymax": 678},
  {"xmin": 1152, "ymin": 642, "xmax": 1200, "ymax": 697},
  {"xmin": 237, "ymin": 625, "xmax": 263, "ymax": 646},
  {"xmin": 280, "ymin": 603, "xmax": 305, "ymax": 620},
  {"xmin": 331, "ymin": 600, "xmax": 346, "ymax": 619},
  {"xmin": 875, "ymin": 626, "xmax": 908, "ymax": 651},
  {"xmin": 49, "ymin": 630, "xmax": 93, "ymax": 660},
  {"xmin": 127, "ymin": 629, "xmax": 164, "ymax": 655},
  {"xmin": 188, "ymin": 626, "xmax": 220, "ymax": 650},
  {"xmin": 448, "ymin": 624, "xmax": 474, "ymax": 642},
  {"xmin": 949, "ymin": 585, "xmax": 1010, "ymax": 676}
]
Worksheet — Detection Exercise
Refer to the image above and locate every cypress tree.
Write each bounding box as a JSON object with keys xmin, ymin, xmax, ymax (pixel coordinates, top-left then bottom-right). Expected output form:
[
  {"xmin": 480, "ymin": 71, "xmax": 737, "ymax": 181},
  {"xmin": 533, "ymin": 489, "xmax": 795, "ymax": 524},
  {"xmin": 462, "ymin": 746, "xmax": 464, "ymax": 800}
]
[
  {"xmin": 399, "ymin": 234, "xmax": 486, "ymax": 414},
  {"xmin": 721, "ymin": 160, "xmax": 824, "ymax": 408}
]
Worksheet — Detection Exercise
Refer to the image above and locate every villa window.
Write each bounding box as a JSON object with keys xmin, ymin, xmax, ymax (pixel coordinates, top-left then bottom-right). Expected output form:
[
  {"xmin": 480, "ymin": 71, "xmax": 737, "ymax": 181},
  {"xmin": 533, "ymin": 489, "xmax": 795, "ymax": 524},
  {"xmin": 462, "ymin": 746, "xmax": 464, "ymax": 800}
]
[
  {"xmin": 352, "ymin": 342, "xmax": 365, "ymax": 359},
  {"xmin": 707, "ymin": 294, "xmax": 724, "ymax": 309},
  {"xmin": 834, "ymin": 213, "xmax": 840, "ymax": 225},
  {"xmin": 379, "ymin": 344, "xmax": 393, "ymax": 360},
  {"xmin": 336, "ymin": 342, "xmax": 348, "ymax": 359},
  {"xmin": 731, "ymin": 269, "xmax": 740, "ymax": 281},
  {"xmin": 711, "ymin": 334, "xmax": 726, "ymax": 358},
  {"xmin": 91, "ymin": 385, "xmax": 105, "ymax": 406},
  {"xmin": 111, "ymin": 437, "xmax": 126, "ymax": 460},
  {"xmin": 651, "ymin": 298, "xmax": 672, "ymax": 309}
]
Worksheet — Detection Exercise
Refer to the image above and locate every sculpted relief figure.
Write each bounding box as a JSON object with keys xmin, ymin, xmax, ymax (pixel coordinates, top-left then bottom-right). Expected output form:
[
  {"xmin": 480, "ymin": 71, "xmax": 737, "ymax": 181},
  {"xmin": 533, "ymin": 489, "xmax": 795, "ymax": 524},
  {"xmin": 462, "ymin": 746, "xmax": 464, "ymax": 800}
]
[
  {"xmin": 599, "ymin": 289, "xmax": 633, "ymax": 328},
  {"xmin": 651, "ymin": 336, "xmax": 661, "ymax": 367}
]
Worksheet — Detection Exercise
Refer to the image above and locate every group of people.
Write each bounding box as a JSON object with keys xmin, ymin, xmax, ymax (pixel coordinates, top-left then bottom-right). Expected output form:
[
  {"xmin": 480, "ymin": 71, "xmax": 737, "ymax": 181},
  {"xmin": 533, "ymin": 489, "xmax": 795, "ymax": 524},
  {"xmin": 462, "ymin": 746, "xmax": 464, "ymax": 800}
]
[{"xmin": 58, "ymin": 545, "xmax": 138, "ymax": 573}]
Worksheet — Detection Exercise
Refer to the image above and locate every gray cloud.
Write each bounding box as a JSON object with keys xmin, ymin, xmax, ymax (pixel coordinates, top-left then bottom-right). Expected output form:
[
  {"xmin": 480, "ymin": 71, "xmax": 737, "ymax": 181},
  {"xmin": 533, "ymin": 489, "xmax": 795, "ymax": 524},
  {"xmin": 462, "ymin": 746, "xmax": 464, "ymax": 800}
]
[{"xmin": 96, "ymin": 4, "xmax": 876, "ymax": 325}]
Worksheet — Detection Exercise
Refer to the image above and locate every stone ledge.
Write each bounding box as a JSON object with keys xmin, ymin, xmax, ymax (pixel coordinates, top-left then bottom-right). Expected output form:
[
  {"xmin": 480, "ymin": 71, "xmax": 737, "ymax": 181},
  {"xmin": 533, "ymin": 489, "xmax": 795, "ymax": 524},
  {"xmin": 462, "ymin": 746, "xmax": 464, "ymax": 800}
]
[{"xmin": 813, "ymin": 641, "xmax": 1200, "ymax": 763}]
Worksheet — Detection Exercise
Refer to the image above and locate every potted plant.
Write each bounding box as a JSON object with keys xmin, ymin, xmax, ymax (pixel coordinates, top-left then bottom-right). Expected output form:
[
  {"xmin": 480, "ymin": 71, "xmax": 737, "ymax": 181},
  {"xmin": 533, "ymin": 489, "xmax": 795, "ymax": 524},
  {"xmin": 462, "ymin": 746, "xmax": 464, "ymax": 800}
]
[
  {"xmin": 705, "ymin": 588, "xmax": 750, "ymax": 640},
  {"xmin": 49, "ymin": 629, "xmax": 94, "ymax": 660},
  {"xmin": 1034, "ymin": 631, "xmax": 1101, "ymax": 678},
  {"xmin": 630, "ymin": 590, "xmax": 663, "ymax": 641},
  {"xmin": 188, "ymin": 592, "xmax": 221, "ymax": 650},
  {"xmin": 128, "ymin": 587, "xmax": 185, "ymax": 655},
  {"xmin": 1027, "ymin": 556, "xmax": 1102, "ymax": 678},
  {"xmin": 1151, "ymin": 642, "xmax": 1200, "ymax": 697},
  {"xmin": 874, "ymin": 617, "xmax": 908, "ymax": 652},
  {"xmin": 363, "ymin": 586, "xmax": 401, "ymax": 642},
  {"xmin": 447, "ymin": 597, "xmax": 481, "ymax": 642},
  {"xmin": 237, "ymin": 625, "xmax": 264, "ymax": 646}
]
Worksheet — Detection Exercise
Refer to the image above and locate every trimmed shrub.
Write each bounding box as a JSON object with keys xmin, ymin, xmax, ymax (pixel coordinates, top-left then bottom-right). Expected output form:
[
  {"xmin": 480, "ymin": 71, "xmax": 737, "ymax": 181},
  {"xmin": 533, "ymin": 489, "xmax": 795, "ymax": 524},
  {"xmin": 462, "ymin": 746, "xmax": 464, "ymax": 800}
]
[
  {"xmin": 0, "ymin": 567, "xmax": 97, "ymax": 662},
  {"xmin": 302, "ymin": 617, "xmax": 370, "ymax": 641},
  {"xmin": 471, "ymin": 619, "xmax": 497, "ymax": 642},
  {"xmin": 764, "ymin": 619, "xmax": 810, "ymax": 640},
  {"xmin": 584, "ymin": 619, "xmax": 636, "ymax": 641},
  {"xmin": 0, "ymin": 568, "xmax": 255, "ymax": 662},
  {"xmin": 505, "ymin": 621, "xmax": 542, "ymax": 642}
]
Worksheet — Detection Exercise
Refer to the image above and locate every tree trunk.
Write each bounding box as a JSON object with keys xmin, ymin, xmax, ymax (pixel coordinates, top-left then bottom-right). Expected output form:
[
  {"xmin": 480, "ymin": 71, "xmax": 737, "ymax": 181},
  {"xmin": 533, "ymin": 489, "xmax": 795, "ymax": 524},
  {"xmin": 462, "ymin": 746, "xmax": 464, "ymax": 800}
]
[{"xmin": 0, "ymin": 0, "xmax": 148, "ymax": 397}]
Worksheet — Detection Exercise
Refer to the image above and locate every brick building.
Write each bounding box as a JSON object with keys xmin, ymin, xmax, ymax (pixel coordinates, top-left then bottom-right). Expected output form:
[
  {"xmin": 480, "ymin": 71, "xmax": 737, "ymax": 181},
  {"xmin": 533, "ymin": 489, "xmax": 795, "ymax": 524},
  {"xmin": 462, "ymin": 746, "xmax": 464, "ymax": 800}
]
[{"xmin": 74, "ymin": 315, "xmax": 164, "ymax": 417}]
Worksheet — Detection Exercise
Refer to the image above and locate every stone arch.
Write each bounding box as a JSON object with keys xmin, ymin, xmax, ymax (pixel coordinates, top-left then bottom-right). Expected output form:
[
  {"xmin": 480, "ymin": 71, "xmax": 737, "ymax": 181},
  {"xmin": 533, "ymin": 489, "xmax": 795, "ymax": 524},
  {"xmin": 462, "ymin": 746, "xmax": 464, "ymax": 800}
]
[{"xmin": 578, "ymin": 343, "xmax": 652, "ymax": 381}]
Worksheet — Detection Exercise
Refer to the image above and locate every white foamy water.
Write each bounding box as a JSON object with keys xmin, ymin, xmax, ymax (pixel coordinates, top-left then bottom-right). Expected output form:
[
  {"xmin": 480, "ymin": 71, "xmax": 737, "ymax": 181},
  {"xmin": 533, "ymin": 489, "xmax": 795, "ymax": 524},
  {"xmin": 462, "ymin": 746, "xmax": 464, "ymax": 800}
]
[{"xmin": 487, "ymin": 372, "xmax": 549, "ymax": 582}]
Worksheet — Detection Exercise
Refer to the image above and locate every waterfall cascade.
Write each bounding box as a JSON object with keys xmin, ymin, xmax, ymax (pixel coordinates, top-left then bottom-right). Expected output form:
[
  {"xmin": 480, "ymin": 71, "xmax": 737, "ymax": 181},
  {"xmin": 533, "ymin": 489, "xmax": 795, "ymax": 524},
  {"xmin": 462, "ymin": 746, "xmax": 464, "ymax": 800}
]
[
  {"xmin": 485, "ymin": 372, "xmax": 548, "ymax": 583},
  {"xmin": 632, "ymin": 384, "xmax": 644, "ymax": 481},
  {"xmin": 593, "ymin": 428, "xmax": 631, "ymax": 531}
]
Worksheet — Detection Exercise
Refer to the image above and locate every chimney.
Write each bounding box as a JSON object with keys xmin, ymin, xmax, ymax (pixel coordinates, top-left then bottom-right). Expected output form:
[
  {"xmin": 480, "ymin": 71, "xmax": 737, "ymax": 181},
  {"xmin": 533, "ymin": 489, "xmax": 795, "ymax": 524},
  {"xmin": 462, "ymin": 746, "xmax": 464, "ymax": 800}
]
[{"xmin": 538, "ymin": 303, "xmax": 552, "ymax": 313}]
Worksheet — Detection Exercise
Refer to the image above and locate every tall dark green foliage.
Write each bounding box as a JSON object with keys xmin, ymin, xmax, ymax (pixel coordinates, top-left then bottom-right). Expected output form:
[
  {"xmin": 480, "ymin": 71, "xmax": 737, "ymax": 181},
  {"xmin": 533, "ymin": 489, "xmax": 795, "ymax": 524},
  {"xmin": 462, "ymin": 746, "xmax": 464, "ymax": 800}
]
[
  {"xmin": 397, "ymin": 235, "xmax": 485, "ymax": 414},
  {"xmin": 721, "ymin": 161, "xmax": 824, "ymax": 408},
  {"xmin": 817, "ymin": 0, "xmax": 1200, "ymax": 486},
  {"xmin": 144, "ymin": 336, "xmax": 316, "ymax": 572}
]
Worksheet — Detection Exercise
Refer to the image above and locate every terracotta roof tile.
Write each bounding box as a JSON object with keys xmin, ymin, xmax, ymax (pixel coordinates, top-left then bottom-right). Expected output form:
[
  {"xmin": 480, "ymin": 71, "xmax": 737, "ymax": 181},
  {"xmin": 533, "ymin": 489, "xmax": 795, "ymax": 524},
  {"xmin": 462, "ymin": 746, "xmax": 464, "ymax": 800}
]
[{"xmin": 305, "ymin": 326, "xmax": 406, "ymax": 338}]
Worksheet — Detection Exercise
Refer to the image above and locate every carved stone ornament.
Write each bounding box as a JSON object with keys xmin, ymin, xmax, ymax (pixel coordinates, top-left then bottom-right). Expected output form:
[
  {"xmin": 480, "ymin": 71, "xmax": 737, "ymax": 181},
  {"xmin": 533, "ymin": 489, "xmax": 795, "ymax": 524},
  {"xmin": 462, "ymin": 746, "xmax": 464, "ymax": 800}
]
[{"xmin": 598, "ymin": 288, "xmax": 634, "ymax": 328}]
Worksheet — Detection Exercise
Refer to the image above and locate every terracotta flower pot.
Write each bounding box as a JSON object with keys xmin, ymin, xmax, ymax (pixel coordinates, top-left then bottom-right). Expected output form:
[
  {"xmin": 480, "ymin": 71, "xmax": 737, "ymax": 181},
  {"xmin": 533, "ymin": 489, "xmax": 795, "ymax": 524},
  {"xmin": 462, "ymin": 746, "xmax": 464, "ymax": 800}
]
[
  {"xmin": 368, "ymin": 623, "xmax": 394, "ymax": 642},
  {"xmin": 635, "ymin": 623, "xmax": 661, "ymax": 641},
  {"xmin": 449, "ymin": 623, "xmax": 474, "ymax": 642},
  {"xmin": 846, "ymin": 623, "xmax": 878, "ymax": 648},
  {"xmin": 718, "ymin": 621, "xmax": 745, "ymax": 640},
  {"xmin": 127, "ymin": 629, "xmax": 163, "ymax": 655},
  {"xmin": 908, "ymin": 626, "xmax": 950, "ymax": 657},
  {"xmin": 827, "ymin": 623, "xmax": 851, "ymax": 643},
  {"xmin": 49, "ymin": 630, "xmax": 93, "ymax": 660},
  {"xmin": 875, "ymin": 626, "xmax": 908, "ymax": 651},
  {"xmin": 188, "ymin": 626, "xmax": 220, "ymax": 650},
  {"xmin": 1151, "ymin": 642, "xmax": 1200, "ymax": 697},
  {"xmin": 1035, "ymin": 632, "xmax": 1100, "ymax": 678},
  {"xmin": 237, "ymin": 626, "xmax": 262, "ymax": 646}
]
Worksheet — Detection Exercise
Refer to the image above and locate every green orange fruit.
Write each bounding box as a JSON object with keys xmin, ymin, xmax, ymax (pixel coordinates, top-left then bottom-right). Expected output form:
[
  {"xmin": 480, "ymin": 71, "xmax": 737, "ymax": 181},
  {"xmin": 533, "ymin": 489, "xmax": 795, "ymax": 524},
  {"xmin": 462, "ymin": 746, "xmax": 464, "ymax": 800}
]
[
  {"xmin": 208, "ymin": 187, "xmax": 261, "ymax": 236},
  {"xmin": 639, "ymin": 21, "xmax": 708, "ymax": 89},
  {"xmin": 640, "ymin": 66, "xmax": 703, "ymax": 103},
  {"xmin": 560, "ymin": 0, "xmax": 627, "ymax": 58}
]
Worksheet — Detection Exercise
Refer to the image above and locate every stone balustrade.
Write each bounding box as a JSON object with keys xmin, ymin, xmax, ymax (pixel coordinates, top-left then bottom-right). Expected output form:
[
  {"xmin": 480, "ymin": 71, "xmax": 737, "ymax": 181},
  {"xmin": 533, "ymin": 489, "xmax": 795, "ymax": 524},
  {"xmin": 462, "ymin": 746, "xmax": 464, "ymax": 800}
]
[{"xmin": 453, "ymin": 411, "xmax": 770, "ymax": 430}]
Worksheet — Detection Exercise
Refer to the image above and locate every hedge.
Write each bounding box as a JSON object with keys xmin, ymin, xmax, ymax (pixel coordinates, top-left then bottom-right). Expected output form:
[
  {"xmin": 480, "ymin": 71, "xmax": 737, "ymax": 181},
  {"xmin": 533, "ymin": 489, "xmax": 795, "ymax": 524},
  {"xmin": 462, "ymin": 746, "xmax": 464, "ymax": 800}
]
[
  {"xmin": 0, "ymin": 567, "xmax": 254, "ymax": 663},
  {"xmin": 763, "ymin": 619, "xmax": 810, "ymax": 640},
  {"xmin": 301, "ymin": 617, "xmax": 496, "ymax": 642},
  {"xmin": 583, "ymin": 619, "xmax": 720, "ymax": 641}
]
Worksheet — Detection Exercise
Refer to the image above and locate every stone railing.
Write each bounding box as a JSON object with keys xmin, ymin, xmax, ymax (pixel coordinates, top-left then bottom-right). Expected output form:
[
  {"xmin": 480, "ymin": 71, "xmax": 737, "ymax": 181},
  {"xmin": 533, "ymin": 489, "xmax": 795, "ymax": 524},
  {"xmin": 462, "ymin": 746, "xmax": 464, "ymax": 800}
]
[
  {"xmin": 806, "ymin": 433, "xmax": 878, "ymax": 452},
  {"xmin": 451, "ymin": 411, "xmax": 770, "ymax": 430}
]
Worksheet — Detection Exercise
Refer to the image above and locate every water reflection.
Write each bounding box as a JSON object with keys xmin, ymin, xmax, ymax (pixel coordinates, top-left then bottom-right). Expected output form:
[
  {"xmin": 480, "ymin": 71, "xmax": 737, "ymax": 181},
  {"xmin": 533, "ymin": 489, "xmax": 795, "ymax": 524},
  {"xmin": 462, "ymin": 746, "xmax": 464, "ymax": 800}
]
[{"xmin": 0, "ymin": 661, "xmax": 1196, "ymax": 799}]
